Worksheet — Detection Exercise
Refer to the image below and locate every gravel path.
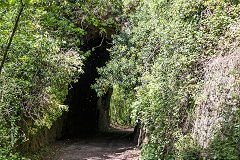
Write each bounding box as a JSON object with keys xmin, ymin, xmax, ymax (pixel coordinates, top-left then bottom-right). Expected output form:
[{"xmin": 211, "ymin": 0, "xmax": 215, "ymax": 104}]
[{"xmin": 46, "ymin": 129, "xmax": 140, "ymax": 160}]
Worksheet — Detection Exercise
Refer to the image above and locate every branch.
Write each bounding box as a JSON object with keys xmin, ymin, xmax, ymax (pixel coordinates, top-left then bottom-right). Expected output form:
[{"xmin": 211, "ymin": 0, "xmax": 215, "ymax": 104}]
[
  {"xmin": 144, "ymin": 43, "xmax": 161, "ymax": 73},
  {"xmin": 0, "ymin": 2, "xmax": 25, "ymax": 75}
]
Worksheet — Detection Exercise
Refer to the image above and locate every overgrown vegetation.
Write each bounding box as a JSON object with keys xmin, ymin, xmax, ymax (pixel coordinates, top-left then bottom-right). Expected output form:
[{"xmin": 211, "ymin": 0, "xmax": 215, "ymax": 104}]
[
  {"xmin": 1, "ymin": 0, "xmax": 240, "ymax": 159},
  {"xmin": 110, "ymin": 84, "xmax": 135, "ymax": 126},
  {"xmin": 0, "ymin": 0, "xmax": 122, "ymax": 158},
  {"xmin": 94, "ymin": 0, "xmax": 240, "ymax": 159},
  {"xmin": 0, "ymin": 1, "xmax": 84, "ymax": 159}
]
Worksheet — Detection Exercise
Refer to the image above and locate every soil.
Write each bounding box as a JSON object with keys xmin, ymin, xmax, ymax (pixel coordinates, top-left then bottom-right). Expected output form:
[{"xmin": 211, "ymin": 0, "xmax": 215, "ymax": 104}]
[{"xmin": 45, "ymin": 127, "xmax": 140, "ymax": 160}]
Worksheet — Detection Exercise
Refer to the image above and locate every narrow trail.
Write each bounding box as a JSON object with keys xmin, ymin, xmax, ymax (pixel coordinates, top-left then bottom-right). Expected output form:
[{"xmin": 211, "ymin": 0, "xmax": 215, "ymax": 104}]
[{"xmin": 46, "ymin": 127, "xmax": 140, "ymax": 160}]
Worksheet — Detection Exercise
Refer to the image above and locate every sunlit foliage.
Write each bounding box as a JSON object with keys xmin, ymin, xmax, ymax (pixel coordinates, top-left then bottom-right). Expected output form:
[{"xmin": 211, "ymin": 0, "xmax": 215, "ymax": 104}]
[
  {"xmin": 94, "ymin": 0, "xmax": 240, "ymax": 159},
  {"xmin": 0, "ymin": 1, "xmax": 83, "ymax": 158}
]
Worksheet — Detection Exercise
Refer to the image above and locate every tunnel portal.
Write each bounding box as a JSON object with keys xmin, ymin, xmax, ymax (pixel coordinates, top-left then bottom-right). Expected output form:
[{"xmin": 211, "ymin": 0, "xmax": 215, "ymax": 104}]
[{"xmin": 62, "ymin": 38, "xmax": 111, "ymax": 138}]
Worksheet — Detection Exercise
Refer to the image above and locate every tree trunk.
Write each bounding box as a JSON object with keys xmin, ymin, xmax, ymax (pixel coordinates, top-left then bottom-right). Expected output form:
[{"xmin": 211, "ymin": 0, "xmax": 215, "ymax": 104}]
[{"xmin": 0, "ymin": 2, "xmax": 24, "ymax": 75}]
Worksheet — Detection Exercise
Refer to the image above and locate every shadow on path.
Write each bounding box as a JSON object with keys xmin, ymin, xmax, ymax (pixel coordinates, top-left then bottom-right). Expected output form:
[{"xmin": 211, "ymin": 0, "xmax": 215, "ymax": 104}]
[{"xmin": 46, "ymin": 127, "xmax": 140, "ymax": 160}]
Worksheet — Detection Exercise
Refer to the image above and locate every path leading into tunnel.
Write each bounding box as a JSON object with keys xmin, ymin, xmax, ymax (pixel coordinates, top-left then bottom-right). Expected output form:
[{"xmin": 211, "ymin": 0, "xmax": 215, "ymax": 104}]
[{"xmin": 46, "ymin": 127, "xmax": 140, "ymax": 160}]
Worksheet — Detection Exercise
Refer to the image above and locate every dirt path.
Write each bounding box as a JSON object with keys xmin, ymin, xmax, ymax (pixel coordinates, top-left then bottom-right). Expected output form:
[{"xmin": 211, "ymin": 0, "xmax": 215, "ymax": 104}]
[{"xmin": 46, "ymin": 128, "xmax": 140, "ymax": 160}]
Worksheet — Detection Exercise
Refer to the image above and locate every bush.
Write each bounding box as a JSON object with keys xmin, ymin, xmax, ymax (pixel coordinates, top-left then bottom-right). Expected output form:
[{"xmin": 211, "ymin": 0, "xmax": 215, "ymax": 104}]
[
  {"xmin": 94, "ymin": 0, "xmax": 240, "ymax": 159},
  {"xmin": 0, "ymin": 1, "xmax": 83, "ymax": 158}
]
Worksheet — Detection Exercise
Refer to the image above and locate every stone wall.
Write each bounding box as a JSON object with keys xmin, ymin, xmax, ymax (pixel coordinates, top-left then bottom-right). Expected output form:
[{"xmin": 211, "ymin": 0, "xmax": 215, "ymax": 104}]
[{"xmin": 193, "ymin": 51, "xmax": 240, "ymax": 149}]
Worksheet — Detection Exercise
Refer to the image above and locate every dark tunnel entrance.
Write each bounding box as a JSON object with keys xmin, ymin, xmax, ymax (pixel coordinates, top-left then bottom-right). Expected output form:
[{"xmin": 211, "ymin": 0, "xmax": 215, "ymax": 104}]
[{"xmin": 62, "ymin": 38, "xmax": 111, "ymax": 138}]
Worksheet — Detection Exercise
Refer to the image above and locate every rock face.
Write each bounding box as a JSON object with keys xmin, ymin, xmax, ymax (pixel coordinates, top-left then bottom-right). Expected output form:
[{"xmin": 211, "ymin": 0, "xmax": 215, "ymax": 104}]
[
  {"xmin": 97, "ymin": 88, "xmax": 113, "ymax": 132},
  {"xmin": 19, "ymin": 117, "xmax": 64, "ymax": 152},
  {"xmin": 62, "ymin": 38, "xmax": 111, "ymax": 138},
  {"xmin": 193, "ymin": 51, "xmax": 240, "ymax": 149}
]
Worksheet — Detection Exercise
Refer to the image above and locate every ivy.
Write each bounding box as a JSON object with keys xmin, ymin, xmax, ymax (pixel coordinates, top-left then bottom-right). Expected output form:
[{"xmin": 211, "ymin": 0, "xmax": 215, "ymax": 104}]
[
  {"xmin": 94, "ymin": 0, "xmax": 240, "ymax": 159},
  {"xmin": 0, "ymin": 1, "xmax": 84, "ymax": 158}
]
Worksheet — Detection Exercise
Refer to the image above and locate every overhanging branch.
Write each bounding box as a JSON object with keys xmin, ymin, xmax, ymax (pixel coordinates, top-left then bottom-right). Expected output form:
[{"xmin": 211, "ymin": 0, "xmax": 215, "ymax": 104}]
[{"xmin": 0, "ymin": 2, "xmax": 25, "ymax": 75}]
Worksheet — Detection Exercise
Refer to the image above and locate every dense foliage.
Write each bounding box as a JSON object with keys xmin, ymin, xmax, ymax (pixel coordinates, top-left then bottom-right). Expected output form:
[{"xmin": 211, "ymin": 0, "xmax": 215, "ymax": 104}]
[
  {"xmin": 94, "ymin": 0, "xmax": 240, "ymax": 159},
  {"xmin": 0, "ymin": 0, "xmax": 124, "ymax": 158},
  {"xmin": 110, "ymin": 84, "xmax": 135, "ymax": 126},
  {"xmin": 1, "ymin": 0, "xmax": 240, "ymax": 159},
  {"xmin": 0, "ymin": 1, "xmax": 83, "ymax": 159}
]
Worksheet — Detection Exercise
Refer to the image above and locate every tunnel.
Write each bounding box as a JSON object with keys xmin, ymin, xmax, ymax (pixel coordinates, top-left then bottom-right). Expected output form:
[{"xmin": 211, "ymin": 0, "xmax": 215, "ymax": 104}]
[
  {"xmin": 20, "ymin": 37, "xmax": 139, "ymax": 152},
  {"xmin": 61, "ymin": 38, "xmax": 111, "ymax": 138}
]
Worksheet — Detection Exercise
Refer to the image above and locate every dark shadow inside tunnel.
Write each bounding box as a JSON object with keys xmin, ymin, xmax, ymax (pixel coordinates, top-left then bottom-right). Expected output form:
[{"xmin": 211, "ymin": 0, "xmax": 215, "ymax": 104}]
[{"xmin": 61, "ymin": 38, "xmax": 111, "ymax": 138}]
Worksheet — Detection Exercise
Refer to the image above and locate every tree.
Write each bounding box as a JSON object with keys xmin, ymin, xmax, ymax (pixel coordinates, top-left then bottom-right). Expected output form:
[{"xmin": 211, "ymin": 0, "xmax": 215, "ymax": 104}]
[{"xmin": 0, "ymin": 0, "xmax": 24, "ymax": 75}]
